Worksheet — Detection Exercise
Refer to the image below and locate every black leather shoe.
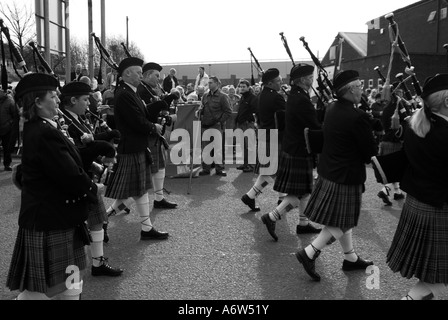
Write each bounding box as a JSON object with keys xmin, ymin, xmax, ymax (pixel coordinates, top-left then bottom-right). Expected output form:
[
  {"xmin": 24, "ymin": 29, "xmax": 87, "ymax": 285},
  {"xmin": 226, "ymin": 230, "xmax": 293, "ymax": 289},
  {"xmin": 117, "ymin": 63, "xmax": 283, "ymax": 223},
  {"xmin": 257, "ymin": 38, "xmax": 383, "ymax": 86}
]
[
  {"xmin": 199, "ymin": 170, "xmax": 211, "ymax": 176},
  {"xmin": 296, "ymin": 224, "xmax": 322, "ymax": 234},
  {"xmin": 91, "ymin": 257, "xmax": 123, "ymax": 277},
  {"xmin": 140, "ymin": 228, "xmax": 169, "ymax": 240},
  {"xmin": 241, "ymin": 194, "xmax": 260, "ymax": 212},
  {"xmin": 394, "ymin": 193, "xmax": 405, "ymax": 200},
  {"xmin": 103, "ymin": 223, "xmax": 109, "ymax": 243},
  {"xmin": 342, "ymin": 256, "xmax": 374, "ymax": 271},
  {"xmin": 4, "ymin": 166, "xmax": 12, "ymax": 171},
  {"xmin": 242, "ymin": 166, "xmax": 254, "ymax": 173},
  {"xmin": 261, "ymin": 213, "xmax": 278, "ymax": 241},
  {"xmin": 154, "ymin": 198, "xmax": 177, "ymax": 209},
  {"xmin": 295, "ymin": 248, "xmax": 321, "ymax": 281},
  {"xmin": 216, "ymin": 170, "xmax": 227, "ymax": 177},
  {"xmin": 237, "ymin": 165, "xmax": 247, "ymax": 170},
  {"xmin": 377, "ymin": 191, "xmax": 392, "ymax": 206}
]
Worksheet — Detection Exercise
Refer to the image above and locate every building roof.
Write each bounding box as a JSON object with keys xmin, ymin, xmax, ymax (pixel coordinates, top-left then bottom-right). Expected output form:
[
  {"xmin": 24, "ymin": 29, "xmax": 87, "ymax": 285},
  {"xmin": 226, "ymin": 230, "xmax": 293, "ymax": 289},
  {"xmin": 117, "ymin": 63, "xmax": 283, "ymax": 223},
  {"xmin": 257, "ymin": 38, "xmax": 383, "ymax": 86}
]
[{"xmin": 338, "ymin": 32, "xmax": 368, "ymax": 57}]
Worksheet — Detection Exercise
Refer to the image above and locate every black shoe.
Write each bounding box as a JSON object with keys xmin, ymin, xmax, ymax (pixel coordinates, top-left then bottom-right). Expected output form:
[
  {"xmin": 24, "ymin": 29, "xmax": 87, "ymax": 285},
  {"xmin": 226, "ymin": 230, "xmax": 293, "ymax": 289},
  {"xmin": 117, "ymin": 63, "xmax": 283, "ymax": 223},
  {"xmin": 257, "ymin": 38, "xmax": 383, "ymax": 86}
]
[
  {"xmin": 216, "ymin": 170, "xmax": 227, "ymax": 177},
  {"xmin": 140, "ymin": 228, "xmax": 169, "ymax": 240},
  {"xmin": 91, "ymin": 257, "xmax": 123, "ymax": 277},
  {"xmin": 241, "ymin": 194, "xmax": 260, "ymax": 212},
  {"xmin": 199, "ymin": 170, "xmax": 211, "ymax": 176},
  {"xmin": 237, "ymin": 165, "xmax": 247, "ymax": 170},
  {"xmin": 103, "ymin": 223, "xmax": 109, "ymax": 243},
  {"xmin": 261, "ymin": 213, "xmax": 278, "ymax": 241},
  {"xmin": 4, "ymin": 166, "xmax": 12, "ymax": 171},
  {"xmin": 107, "ymin": 207, "xmax": 131, "ymax": 217},
  {"xmin": 342, "ymin": 256, "xmax": 374, "ymax": 271},
  {"xmin": 295, "ymin": 248, "xmax": 321, "ymax": 281},
  {"xmin": 154, "ymin": 198, "xmax": 177, "ymax": 209},
  {"xmin": 242, "ymin": 166, "xmax": 254, "ymax": 173},
  {"xmin": 296, "ymin": 224, "xmax": 321, "ymax": 234},
  {"xmin": 394, "ymin": 193, "xmax": 405, "ymax": 200},
  {"xmin": 377, "ymin": 191, "xmax": 392, "ymax": 206}
]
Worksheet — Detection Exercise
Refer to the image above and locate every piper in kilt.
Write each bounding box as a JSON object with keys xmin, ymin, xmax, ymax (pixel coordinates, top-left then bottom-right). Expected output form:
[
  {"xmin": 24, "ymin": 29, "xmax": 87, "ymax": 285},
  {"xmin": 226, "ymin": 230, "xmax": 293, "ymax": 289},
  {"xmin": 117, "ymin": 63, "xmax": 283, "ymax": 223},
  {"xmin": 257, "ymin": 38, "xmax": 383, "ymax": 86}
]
[
  {"xmin": 59, "ymin": 81, "xmax": 123, "ymax": 277},
  {"xmin": 295, "ymin": 70, "xmax": 378, "ymax": 281},
  {"xmin": 376, "ymin": 83, "xmax": 411, "ymax": 206},
  {"xmin": 6, "ymin": 74, "xmax": 98, "ymax": 300},
  {"xmin": 104, "ymin": 57, "xmax": 169, "ymax": 241},
  {"xmin": 241, "ymin": 68, "xmax": 286, "ymax": 213},
  {"xmin": 260, "ymin": 64, "xmax": 321, "ymax": 241},
  {"xmin": 386, "ymin": 74, "xmax": 448, "ymax": 300}
]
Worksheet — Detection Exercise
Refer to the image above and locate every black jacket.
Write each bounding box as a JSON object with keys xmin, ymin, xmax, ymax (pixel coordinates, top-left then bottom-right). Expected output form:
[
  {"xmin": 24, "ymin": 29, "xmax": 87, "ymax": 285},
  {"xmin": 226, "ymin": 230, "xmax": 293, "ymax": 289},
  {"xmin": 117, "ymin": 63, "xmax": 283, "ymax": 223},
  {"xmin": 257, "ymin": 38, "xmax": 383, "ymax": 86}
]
[
  {"xmin": 235, "ymin": 91, "xmax": 257, "ymax": 124},
  {"xmin": 318, "ymin": 98, "xmax": 378, "ymax": 185},
  {"xmin": 162, "ymin": 75, "xmax": 179, "ymax": 93},
  {"xmin": 19, "ymin": 118, "xmax": 97, "ymax": 231},
  {"xmin": 282, "ymin": 86, "xmax": 321, "ymax": 157}
]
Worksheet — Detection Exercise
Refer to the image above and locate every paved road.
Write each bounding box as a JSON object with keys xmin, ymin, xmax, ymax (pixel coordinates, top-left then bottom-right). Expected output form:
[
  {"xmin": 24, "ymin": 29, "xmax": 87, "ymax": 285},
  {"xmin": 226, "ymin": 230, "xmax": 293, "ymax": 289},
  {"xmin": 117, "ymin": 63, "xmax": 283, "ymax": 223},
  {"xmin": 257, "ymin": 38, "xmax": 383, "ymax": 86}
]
[{"xmin": 1, "ymin": 158, "xmax": 447, "ymax": 301}]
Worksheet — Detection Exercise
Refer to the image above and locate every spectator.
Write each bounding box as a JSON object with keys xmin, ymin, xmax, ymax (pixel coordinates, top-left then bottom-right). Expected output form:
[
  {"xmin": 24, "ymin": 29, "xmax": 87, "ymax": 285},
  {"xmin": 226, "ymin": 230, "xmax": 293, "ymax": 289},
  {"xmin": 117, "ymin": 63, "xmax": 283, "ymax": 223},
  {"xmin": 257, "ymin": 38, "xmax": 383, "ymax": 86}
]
[
  {"xmin": 162, "ymin": 68, "xmax": 179, "ymax": 93},
  {"xmin": 194, "ymin": 67, "xmax": 209, "ymax": 91},
  {"xmin": 0, "ymin": 90, "xmax": 19, "ymax": 171}
]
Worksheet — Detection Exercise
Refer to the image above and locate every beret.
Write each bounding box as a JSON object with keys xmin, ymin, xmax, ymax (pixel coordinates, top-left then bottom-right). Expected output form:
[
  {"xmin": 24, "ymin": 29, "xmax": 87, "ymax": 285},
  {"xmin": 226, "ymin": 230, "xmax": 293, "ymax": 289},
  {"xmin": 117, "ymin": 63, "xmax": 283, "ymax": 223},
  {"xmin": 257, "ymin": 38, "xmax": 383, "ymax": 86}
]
[
  {"xmin": 14, "ymin": 73, "xmax": 59, "ymax": 99},
  {"xmin": 118, "ymin": 57, "xmax": 144, "ymax": 76},
  {"xmin": 333, "ymin": 70, "xmax": 360, "ymax": 91},
  {"xmin": 421, "ymin": 73, "xmax": 448, "ymax": 99},
  {"xmin": 60, "ymin": 81, "xmax": 92, "ymax": 97},
  {"xmin": 143, "ymin": 62, "xmax": 162, "ymax": 74},
  {"xmin": 262, "ymin": 68, "xmax": 280, "ymax": 84},
  {"xmin": 290, "ymin": 63, "xmax": 314, "ymax": 81}
]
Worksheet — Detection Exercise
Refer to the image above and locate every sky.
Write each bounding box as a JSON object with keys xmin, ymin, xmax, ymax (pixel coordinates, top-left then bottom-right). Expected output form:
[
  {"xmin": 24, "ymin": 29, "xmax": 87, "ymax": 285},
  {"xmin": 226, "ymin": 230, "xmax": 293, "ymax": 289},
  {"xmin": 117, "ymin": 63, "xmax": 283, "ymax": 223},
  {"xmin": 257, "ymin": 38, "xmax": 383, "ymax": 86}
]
[{"xmin": 4, "ymin": 0, "xmax": 421, "ymax": 64}]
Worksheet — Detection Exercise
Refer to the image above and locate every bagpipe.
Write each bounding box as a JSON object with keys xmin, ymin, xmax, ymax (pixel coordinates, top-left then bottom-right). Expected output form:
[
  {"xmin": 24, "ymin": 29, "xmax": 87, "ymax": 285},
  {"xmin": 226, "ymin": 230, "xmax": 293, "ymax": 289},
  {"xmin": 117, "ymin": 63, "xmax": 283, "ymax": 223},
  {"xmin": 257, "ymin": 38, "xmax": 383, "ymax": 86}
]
[
  {"xmin": 0, "ymin": 19, "xmax": 29, "ymax": 81},
  {"xmin": 444, "ymin": 43, "xmax": 448, "ymax": 72},
  {"xmin": 247, "ymin": 46, "xmax": 285, "ymax": 132}
]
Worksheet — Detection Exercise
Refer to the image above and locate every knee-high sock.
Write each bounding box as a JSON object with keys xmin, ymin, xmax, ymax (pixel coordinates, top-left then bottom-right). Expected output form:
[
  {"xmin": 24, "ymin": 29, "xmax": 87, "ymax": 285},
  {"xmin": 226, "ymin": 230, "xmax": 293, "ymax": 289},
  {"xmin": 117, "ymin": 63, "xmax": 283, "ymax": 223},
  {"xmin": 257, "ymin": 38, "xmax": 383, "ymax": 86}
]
[
  {"xmin": 90, "ymin": 230, "xmax": 104, "ymax": 267},
  {"xmin": 338, "ymin": 229, "xmax": 357, "ymax": 262},
  {"xmin": 382, "ymin": 184, "xmax": 392, "ymax": 196},
  {"xmin": 278, "ymin": 192, "xmax": 287, "ymax": 202},
  {"xmin": 108, "ymin": 199, "xmax": 130, "ymax": 214},
  {"xmin": 424, "ymin": 283, "xmax": 447, "ymax": 300},
  {"xmin": 304, "ymin": 227, "xmax": 335, "ymax": 259},
  {"xmin": 298, "ymin": 194, "xmax": 311, "ymax": 226},
  {"xmin": 60, "ymin": 280, "xmax": 83, "ymax": 300},
  {"xmin": 17, "ymin": 290, "xmax": 51, "ymax": 300},
  {"xmin": 393, "ymin": 182, "xmax": 402, "ymax": 194},
  {"xmin": 403, "ymin": 280, "xmax": 433, "ymax": 300},
  {"xmin": 247, "ymin": 175, "xmax": 274, "ymax": 199},
  {"xmin": 133, "ymin": 194, "xmax": 152, "ymax": 231},
  {"xmin": 152, "ymin": 169, "xmax": 166, "ymax": 202},
  {"xmin": 269, "ymin": 195, "xmax": 299, "ymax": 221}
]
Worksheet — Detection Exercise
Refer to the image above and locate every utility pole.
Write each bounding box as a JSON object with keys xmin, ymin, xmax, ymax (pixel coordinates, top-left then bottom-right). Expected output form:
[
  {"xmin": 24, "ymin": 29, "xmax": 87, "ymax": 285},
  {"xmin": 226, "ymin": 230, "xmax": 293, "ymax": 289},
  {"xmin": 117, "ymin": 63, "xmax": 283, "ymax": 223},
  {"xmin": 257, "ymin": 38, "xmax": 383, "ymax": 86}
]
[
  {"xmin": 65, "ymin": 0, "xmax": 71, "ymax": 82},
  {"xmin": 88, "ymin": 0, "xmax": 94, "ymax": 79}
]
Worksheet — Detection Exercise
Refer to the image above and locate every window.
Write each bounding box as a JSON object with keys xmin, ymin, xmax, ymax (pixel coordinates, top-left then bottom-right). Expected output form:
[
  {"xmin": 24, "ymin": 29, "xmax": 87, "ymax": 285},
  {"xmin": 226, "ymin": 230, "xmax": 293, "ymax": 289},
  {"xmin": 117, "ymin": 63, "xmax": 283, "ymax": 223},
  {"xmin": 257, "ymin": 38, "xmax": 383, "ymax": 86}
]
[
  {"xmin": 368, "ymin": 79, "xmax": 374, "ymax": 88},
  {"xmin": 378, "ymin": 79, "xmax": 383, "ymax": 87},
  {"xmin": 441, "ymin": 7, "xmax": 447, "ymax": 20},
  {"xmin": 428, "ymin": 10, "xmax": 437, "ymax": 22}
]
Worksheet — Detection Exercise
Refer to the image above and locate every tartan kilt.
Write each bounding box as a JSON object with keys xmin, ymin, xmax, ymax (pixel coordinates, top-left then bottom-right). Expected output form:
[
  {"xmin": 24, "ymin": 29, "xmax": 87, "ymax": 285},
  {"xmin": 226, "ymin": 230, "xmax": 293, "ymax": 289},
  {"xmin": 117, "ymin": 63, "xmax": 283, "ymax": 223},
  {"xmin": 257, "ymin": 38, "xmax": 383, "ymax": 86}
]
[
  {"xmin": 273, "ymin": 151, "xmax": 314, "ymax": 196},
  {"xmin": 148, "ymin": 137, "xmax": 166, "ymax": 174},
  {"xmin": 87, "ymin": 193, "xmax": 108, "ymax": 227},
  {"xmin": 378, "ymin": 141, "xmax": 403, "ymax": 156},
  {"xmin": 104, "ymin": 151, "xmax": 152, "ymax": 199},
  {"xmin": 304, "ymin": 177, "xmax": 363, "ymax": 229},
  {"xmin": 6, "ymin": 227, "xmax": 87, "ymax": 294},
  {"xmin": 387, "ymin": 195, "xmax": 448, "ymax": 284},
  {"xmin": 254, "ymin": 141, "xmax": 281, "ymax": 176}
]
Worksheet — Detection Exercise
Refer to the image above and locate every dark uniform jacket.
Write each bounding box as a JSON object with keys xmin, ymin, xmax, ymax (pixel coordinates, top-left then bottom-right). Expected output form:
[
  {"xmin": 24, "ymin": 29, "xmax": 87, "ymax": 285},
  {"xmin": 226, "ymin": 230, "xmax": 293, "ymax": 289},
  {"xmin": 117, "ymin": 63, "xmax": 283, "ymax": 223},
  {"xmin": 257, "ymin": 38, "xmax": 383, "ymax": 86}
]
[
  {"xmin": 19, "ymin": 118, "xmax": 97, "ymax": 231},
  {"xmin": 114, "ymin": 82, "xmax": 157, "ymax": 154},
  {"xmin": 401, "ymin": 114, "xmax": 448, "ymax": 208},
  {"xmin": 257, "ymin": 86, "xmax": 286, "ymax": 143},
  {"xmin": 318, "ymin": 98, "xmax": 378, "ymax": 185},
  {"xmin": 282, "ymin": 85, "xmax": 321, "ymax": 157}
]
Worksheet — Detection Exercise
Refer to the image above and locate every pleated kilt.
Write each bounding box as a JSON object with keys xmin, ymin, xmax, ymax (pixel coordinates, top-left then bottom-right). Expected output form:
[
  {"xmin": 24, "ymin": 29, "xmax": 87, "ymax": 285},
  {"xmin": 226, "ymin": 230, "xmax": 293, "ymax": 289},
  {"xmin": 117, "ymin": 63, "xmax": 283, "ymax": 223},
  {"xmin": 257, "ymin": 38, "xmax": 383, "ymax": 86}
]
[
  {"xmin": 378, "ymin": 141, "xmax": 403, "ymax": 156},
  {"xmin": 104, "ymin": 151, "xmax": 152, "ymax": 199},
  {"xmin": 148, "ymin": 137, "xmax": 166, "ymax": 174},
  {"xmin": 273, "ymin": 151, "xmax": 314, "ymax": 196},
  {"xmin": 304, "ymin": 177, "xmax": 363, "ymax": 229},
  {"xmin": 87, "ymin": 193, "xmax": 108, "ymax": 227},
  {"xmin": 6, "ymin": 227, "xmax": 87, "ymax": 294},
  {"xmin": 387, "ymin": 195, "xmax": 448, "ymax": 284}
]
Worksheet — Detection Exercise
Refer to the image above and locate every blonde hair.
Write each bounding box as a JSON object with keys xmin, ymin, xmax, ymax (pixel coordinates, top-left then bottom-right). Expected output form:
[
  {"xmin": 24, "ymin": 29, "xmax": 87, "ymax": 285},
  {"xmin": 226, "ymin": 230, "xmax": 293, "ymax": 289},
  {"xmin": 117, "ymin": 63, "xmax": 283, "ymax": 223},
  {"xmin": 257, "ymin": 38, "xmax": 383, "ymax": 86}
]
[{"xmin": 409, "ymin": 90, "xmax": 448, "ymax": 138}]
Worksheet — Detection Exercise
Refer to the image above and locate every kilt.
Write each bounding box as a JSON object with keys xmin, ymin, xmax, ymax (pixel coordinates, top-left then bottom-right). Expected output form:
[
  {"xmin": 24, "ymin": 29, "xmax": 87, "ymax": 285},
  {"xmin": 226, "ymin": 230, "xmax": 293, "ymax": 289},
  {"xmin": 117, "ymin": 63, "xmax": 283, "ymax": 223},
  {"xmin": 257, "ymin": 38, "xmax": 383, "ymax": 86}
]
[
  {"xmin": 273, "ymin": 151, "xmax": 314, "ymax": 196},
  {"xmin": 87, "ymin": 193, "xmax": 108, "ymax": 227},
  {"xmin": 148, "ymin": 136, "xmax": 166, "ymax": 174},
  {"xmin": 104, "ymin": 151, "xmax": 152, "ymax": 199},
  {"xmin": 387, "ymin": 195, "xmax": 448, "ymax": 284},
  {"xmin": 304, "ymin": 177, "xmax": 363, "ymax": 229},
  {"xmin": 6, "ymin": 227, "xmax": 87, "ymax": 294},
  {"xmin": 378, "ymin": 141, "xmax": 402, "ymax": 156}
]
